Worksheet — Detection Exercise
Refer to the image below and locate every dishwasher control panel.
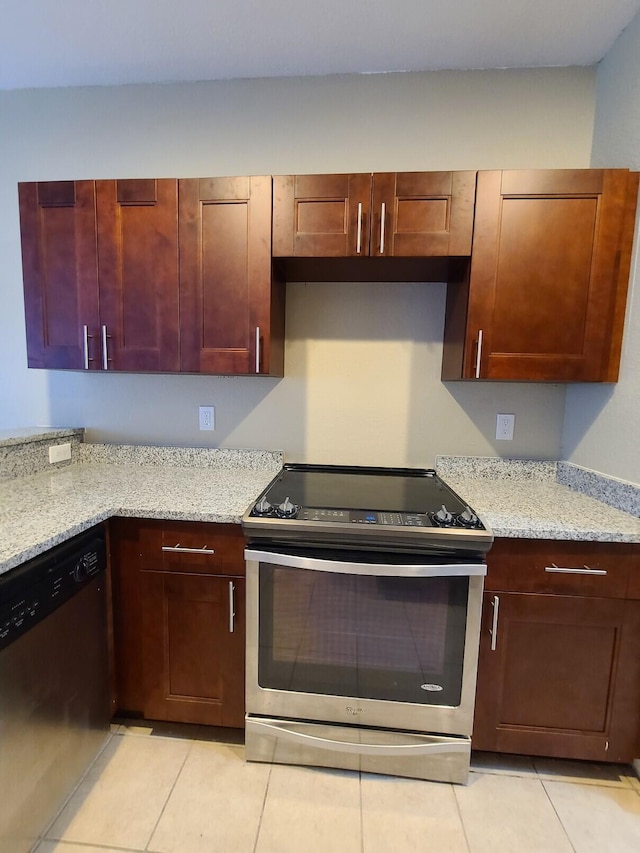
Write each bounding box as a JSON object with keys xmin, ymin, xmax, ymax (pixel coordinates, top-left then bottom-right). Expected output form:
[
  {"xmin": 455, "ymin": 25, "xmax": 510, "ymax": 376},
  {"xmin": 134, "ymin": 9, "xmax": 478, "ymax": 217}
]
[{"xmin": 0, "ymin": 528, "xmax": 106, "ymax": 652}]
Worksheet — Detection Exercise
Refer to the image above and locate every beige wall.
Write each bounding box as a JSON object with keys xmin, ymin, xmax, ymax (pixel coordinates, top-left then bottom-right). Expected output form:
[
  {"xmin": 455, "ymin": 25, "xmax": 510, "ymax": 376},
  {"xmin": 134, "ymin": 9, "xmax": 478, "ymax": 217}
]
[
  {"xmin": 0, "ymin": 68, "xmax": 596, "ymax": 465},
  {"xmin": 562, "ymin": 12, "xmax": 640, "ymax": 486}
]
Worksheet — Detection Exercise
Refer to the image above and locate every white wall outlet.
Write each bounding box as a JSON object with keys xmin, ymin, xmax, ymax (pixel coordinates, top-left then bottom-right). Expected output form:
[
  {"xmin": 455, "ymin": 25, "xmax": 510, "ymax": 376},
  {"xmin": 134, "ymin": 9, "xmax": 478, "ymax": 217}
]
[
  {"xmin": 199, "ymin": 405, "xmax": 215, "ymax": 431},
  {"xmin": 48, "ymin": 442, "xmax": 72, "ymax": 463},
  {"xmin": 496, "ymin": 414, "xmax": 515, "ymax": 441}
]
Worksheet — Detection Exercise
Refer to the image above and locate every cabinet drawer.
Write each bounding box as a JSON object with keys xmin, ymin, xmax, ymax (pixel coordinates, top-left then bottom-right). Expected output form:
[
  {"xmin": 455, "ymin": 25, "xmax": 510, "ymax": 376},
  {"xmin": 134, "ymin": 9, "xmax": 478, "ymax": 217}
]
[
  {"xmin": 139, "ymin": 520, "xmax": 246, "ymax": 576},
  {"xmin": 486, "ymin": 538, "xmax": 632, "ymax": 598}
]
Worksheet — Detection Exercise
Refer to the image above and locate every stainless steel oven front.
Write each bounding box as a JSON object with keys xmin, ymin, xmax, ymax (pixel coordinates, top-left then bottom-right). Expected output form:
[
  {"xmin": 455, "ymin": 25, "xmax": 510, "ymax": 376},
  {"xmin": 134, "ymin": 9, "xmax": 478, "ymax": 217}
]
[{"xmin": 244, "ymin": 546, "xmax": 486, "ymax": 784}]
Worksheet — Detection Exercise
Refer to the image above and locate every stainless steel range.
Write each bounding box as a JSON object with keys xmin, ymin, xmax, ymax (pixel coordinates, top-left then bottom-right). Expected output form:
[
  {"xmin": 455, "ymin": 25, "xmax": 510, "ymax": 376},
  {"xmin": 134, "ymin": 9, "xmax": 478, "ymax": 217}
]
[{"xmin": 242, "ymin": 464, "xmax": 493, "ymax": 784}]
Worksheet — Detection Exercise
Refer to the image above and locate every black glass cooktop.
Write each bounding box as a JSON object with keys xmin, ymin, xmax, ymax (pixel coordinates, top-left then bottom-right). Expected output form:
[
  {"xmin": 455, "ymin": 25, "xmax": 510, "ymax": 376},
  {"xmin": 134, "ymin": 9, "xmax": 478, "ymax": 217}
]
[
  {"xmin": 243, "ymin": 464, "xmax": 492, "ymax": 555},
  {"xmin": 259, "ymin": 464, "xmax": 461, "ymax": 515}
]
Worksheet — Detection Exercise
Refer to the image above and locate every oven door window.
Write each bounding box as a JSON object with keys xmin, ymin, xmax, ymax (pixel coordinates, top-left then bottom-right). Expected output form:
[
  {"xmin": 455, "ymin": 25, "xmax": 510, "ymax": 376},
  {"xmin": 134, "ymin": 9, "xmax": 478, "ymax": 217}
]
[{"xmin": 257, "ymin": 565, "xmax": 469, "ymax": 707}]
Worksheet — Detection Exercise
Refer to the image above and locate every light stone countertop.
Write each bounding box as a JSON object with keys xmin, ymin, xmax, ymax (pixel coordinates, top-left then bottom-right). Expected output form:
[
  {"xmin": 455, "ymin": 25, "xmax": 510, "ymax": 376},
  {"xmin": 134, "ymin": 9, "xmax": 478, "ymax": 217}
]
[
  {"xmin": 436, "ymin": 457, "xmax": 640, "ymax": 544},
  {"xmin": 1, "ymin": 445, "xmax": 639, "ymax": 578},
  {"xmin": 0, "ymin": 455, "xmax": 282, "ymax": 575}
]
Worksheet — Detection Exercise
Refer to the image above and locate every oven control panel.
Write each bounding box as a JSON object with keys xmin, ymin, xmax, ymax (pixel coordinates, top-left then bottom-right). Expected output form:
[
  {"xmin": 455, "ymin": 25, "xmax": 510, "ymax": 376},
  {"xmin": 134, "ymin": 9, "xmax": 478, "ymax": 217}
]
[{"xmin": 298, "ymin": 508, "xmax": 430, "ymax": 527}]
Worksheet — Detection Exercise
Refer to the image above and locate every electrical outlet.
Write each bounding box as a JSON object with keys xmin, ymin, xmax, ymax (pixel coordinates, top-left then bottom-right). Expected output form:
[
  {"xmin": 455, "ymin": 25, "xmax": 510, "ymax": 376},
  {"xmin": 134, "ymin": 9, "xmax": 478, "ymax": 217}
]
[
  {"xmin": 496, "ymin": 414, "xmax": 515, "ymax": 441},
  {"xmin": 48, "ymin": 442, "xmax": 72, "ymax": 463},
  {"xmin": 199, "ymin": 405, "xmax": 215, "ymax": 431}
]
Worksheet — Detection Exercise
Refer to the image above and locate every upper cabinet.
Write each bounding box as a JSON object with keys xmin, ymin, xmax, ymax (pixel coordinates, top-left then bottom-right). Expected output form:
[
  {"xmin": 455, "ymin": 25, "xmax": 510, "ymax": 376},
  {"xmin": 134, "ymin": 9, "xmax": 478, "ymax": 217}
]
[
  {"xmin": 272, "ymin": 172, "xmax": 476, "ymax": 258},
  {"xmin": 20, "ymin": 179, "xmax": 180, "ymax": 371},
  {"xmin": 19, "ymin": 177, "xmax": 284, "ymax": 376},
  {"xmin": 442, "ymin": 169, "xmax": 640, "ymax": 383},
  {"xmin": 179, "ymin": 176, "xmax": 283, "ymax": 376},
  {"xmin": 19, "ymin": 180, "xmax": 100, "ymax": 370},
  {"xmin": 96, "ymin": 179, "xmax": 180, "ymax": 372},
  {"xmin": 19, "ymin": 168, "xmax": 639, "ymax": 382}
]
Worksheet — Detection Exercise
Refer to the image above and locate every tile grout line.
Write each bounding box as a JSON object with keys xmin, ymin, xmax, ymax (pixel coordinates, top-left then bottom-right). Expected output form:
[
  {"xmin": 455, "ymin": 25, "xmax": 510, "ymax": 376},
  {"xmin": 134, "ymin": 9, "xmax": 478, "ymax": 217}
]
[
  {"xmin": 143, "ymin": 736, "xmax": 195, "ymax": 853},
  {"xmin": 539, "ymin": 777, "xmax": 579, "ymax": 853},
  {"xmin": 359, "ymin": 771, "xmax": 364, "ymax": 853},
  {"xmin": 252, "ymin": 759, "xmax": 274, "ymax": 853},
  {"xmin": 452, "ymin": 780, "xmax": 473, "ymax": 853}
]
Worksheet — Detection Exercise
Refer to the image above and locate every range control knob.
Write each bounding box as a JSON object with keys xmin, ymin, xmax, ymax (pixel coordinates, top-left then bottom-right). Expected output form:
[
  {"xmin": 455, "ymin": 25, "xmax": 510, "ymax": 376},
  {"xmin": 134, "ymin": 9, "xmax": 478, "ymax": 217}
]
[
  {"xmin": 253, "ymin": 497, "xmax": 274, "ymax": 516},
  {"xmin": 457, "ymin": 506, "xmax": 480, "ymax": 528},
  {"xmin": 276, "ymin": 496, "xmax": 299, "ymax": 518},
  {"xmin": 434, "ymin": 504, "xmax": 453, "ymax": 525}
]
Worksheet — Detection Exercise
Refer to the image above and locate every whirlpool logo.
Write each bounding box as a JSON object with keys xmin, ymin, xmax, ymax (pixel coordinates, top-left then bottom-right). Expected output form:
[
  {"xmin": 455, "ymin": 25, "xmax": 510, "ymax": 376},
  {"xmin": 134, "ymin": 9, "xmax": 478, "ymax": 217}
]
[{"xmin": 345, "ymin": 706, "xmax": 363, "ymax": 716}]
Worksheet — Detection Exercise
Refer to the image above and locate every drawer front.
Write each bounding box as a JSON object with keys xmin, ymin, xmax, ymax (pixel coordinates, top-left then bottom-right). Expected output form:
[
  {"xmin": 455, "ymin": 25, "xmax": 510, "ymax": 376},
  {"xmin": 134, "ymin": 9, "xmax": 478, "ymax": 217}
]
[
  {"xmin": 138, "ymin": 521, "xmax": 246, "ymax": 576},
  {"xmin": 486, "ymin": 538, "xmax": 632, "ymax": 598}
]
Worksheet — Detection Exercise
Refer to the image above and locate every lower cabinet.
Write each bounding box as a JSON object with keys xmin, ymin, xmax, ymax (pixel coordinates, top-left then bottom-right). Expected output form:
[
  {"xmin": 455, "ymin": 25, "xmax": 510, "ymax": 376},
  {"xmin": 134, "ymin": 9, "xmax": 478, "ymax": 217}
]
[
  {"xmin": 473, "ymin": 538, "xmax": 640, "ymax": 762},
  {"xmin": 110, "ymin": 518, "xmax": 246, "ymax": 727}
]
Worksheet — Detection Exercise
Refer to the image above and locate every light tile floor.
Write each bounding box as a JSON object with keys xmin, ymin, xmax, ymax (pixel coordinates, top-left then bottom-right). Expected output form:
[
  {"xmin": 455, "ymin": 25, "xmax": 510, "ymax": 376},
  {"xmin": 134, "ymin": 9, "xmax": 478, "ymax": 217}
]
[{"xmin": 33, "ymin": 722, "xmax": 640, "ymax": 853}]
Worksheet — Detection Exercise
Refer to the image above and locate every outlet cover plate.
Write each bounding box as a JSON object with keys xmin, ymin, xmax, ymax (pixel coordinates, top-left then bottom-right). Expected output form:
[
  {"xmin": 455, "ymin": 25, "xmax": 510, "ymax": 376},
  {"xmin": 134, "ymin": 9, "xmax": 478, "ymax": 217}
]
[
  {"xmin": 199, "ymin": 406, "xmax": 215, "ymax": 431},
  {"xmin": 49, "ymin": 442, "xmax": 72, "ymax": 463},
  {"xmin": 496, "ymin": 414, "xmax": 515, "ymax": 441}
]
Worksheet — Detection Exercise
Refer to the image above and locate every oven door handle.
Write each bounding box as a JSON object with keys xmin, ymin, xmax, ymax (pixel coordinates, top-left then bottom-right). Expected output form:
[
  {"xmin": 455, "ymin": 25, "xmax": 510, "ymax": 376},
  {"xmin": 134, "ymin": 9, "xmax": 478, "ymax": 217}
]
[
  {"xmin": 245, "ymin": 718, "xmax": 469, "ymax": 756},
  {"xmin": 244, "ymin": 549, "xmax": 486, "ymax": 577}
]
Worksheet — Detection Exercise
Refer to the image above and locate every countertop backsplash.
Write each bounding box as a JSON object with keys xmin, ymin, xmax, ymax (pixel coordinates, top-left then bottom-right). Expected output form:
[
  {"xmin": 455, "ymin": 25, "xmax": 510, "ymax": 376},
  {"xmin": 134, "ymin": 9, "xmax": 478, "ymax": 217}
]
[{"xmin": 0, "ymin": 428, "xmax": 84, "ymax": 480}]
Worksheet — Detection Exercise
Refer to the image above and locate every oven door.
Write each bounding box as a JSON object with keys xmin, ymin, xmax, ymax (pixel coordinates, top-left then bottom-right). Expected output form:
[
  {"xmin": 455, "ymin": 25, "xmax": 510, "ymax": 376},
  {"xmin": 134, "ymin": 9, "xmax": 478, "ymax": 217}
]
[{"xmin": 245, "ymin": 547, "xmax": 485, "ymax": 738}]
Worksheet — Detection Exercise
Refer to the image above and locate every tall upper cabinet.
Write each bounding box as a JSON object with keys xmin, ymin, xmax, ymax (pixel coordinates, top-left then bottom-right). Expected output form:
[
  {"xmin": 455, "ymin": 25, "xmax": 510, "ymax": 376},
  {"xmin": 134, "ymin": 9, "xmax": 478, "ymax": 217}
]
[
  {"xmin": 19, "ymin": 180, "xmax": 99, "ymax": 370},
  {"xmin": 19, "ymin": 179, "xmax": 180, "ymax": 372},
  {"xmin": 442, "ymin": 169, "xmax": 640, "ymax": 382},
  {"xmin": 272, "ymin": 172, "xmax": 476, "ymax": 257},
  {"xmin": 179, "ymin": 176, "xmax": 283, "ymax": 376}
]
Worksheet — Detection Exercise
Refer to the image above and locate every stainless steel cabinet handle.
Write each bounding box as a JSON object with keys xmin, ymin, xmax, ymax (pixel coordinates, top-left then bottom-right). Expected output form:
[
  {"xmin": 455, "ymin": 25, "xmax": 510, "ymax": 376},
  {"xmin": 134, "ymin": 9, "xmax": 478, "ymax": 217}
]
[
  {"xmin": 161, "ymin": 544, "xmax": 216, "ymax": 555},
  {"xmin": 82, "ymin": 325, "xmax": 93, "ymax": 370},
  {"xmin": 379, "ymin": 202, "xmax": 386, "ymax": 254},
  {"xmin": 475, "ymin": 329, "xmax": 483, "ymax": 379},
  {"xmin": 356, "ymin": 202, "xmax": 363, "ymax": 255},
  {"xmin": 101, "ymin": 325, "xmax": 110, "ymax": 370},
  {"xmin": 255, "ymin": 326, "xmax": 261, "ymax": 374},
  {"xmin": 229, "ymin": 581, "xmax": 235, "ymax": 633},
  {"xmin": 490, "ymin": 594, "xmax": 500, "ymax": 651},
  {"xmin": 545, "ymin": 564, "xmax": 607, "ymax": 576}
]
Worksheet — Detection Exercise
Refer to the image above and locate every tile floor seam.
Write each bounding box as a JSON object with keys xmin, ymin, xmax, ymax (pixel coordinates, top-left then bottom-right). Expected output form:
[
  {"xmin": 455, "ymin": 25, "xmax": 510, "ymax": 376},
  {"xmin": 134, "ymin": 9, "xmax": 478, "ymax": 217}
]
[
  {"xmin": 251, "ymin": 759, "xmax": 274, "ymax": 853},
  {"xmin": 358, "ymin": 771, "xmax": 364, "ymax": 853},
  {"xmin": 539, "ymin": 778, "xmax": 579, "ymax": 853},
  {"xmin": 451, "ymin": 778, "xmax": 473, "ymax": 853},
  {"xmin": 143, "ymin": 737, "xmax": 195, "ymax": 853}
]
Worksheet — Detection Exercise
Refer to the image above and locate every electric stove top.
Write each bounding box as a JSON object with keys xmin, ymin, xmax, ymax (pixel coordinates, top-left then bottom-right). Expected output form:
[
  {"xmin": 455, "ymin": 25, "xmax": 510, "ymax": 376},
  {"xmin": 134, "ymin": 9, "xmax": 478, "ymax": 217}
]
[{"xmin": 242, "ymin": 464, "xmax": 493, "ymax": 556}]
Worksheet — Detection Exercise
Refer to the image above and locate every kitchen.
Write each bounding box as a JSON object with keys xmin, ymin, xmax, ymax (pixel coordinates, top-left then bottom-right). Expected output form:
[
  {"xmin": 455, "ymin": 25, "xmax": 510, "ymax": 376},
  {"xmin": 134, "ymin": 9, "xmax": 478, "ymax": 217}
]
[{"xmin": 2, "ymin": 1, "xmax": 640, "ymax": 851}]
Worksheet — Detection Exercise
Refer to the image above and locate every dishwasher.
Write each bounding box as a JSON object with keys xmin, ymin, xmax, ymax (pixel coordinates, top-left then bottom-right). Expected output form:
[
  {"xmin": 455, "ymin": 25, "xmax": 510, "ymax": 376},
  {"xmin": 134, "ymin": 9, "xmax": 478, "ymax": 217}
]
[{"xmin": 0, "ymin": 527, "xmax": 111, "ymax": 853}]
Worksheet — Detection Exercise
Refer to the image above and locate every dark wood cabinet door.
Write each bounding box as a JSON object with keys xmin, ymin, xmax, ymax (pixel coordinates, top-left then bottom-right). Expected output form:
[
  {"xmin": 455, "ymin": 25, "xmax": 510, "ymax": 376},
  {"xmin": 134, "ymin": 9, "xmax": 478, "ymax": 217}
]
[
  {"xmin": 140, "ymin": 571, "xmax": 245, "ymax": 727},
  {"xmin": 109, "ymin": 518, "xmax": 246, "ymax": 727},
  {"xmin": 461, "ymin": 169, "xmax": 639, "ymax": 381},
  {"xmin": 371, "ymin": 172, "xmax": 476, "ymax": 257},
  {"xmin": 96, "ymin": 179, "xmax": 180, "ymax": 372},
  {"xmin": 272, "ymin": 173, "xmax": 372, "ymax": 257},
  {"xmin": 180, "ymin": 176, "xmax": 282, "ymax": 375},
  {"xmin": 473, "ymin": 591, "xmax": 640, "ymax": 762},
  {"xmin": 19, "ymin": 181, "xmax": 100, "ymax": 369}
]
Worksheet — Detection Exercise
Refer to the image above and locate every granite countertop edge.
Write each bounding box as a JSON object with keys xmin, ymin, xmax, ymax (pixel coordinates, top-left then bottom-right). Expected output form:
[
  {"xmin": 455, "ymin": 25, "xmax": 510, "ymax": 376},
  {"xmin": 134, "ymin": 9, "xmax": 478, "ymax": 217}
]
[{"xmin": 2, "ymin": 449, "xmax": 640, "ymax": 577}]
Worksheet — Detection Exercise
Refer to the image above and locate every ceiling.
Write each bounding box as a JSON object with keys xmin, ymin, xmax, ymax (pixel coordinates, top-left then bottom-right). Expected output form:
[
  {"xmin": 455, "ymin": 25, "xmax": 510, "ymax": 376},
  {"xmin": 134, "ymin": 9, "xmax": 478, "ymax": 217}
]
[{"xmin": 2, "ymin": 0, "xmax": 640, "ymax": 91}]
